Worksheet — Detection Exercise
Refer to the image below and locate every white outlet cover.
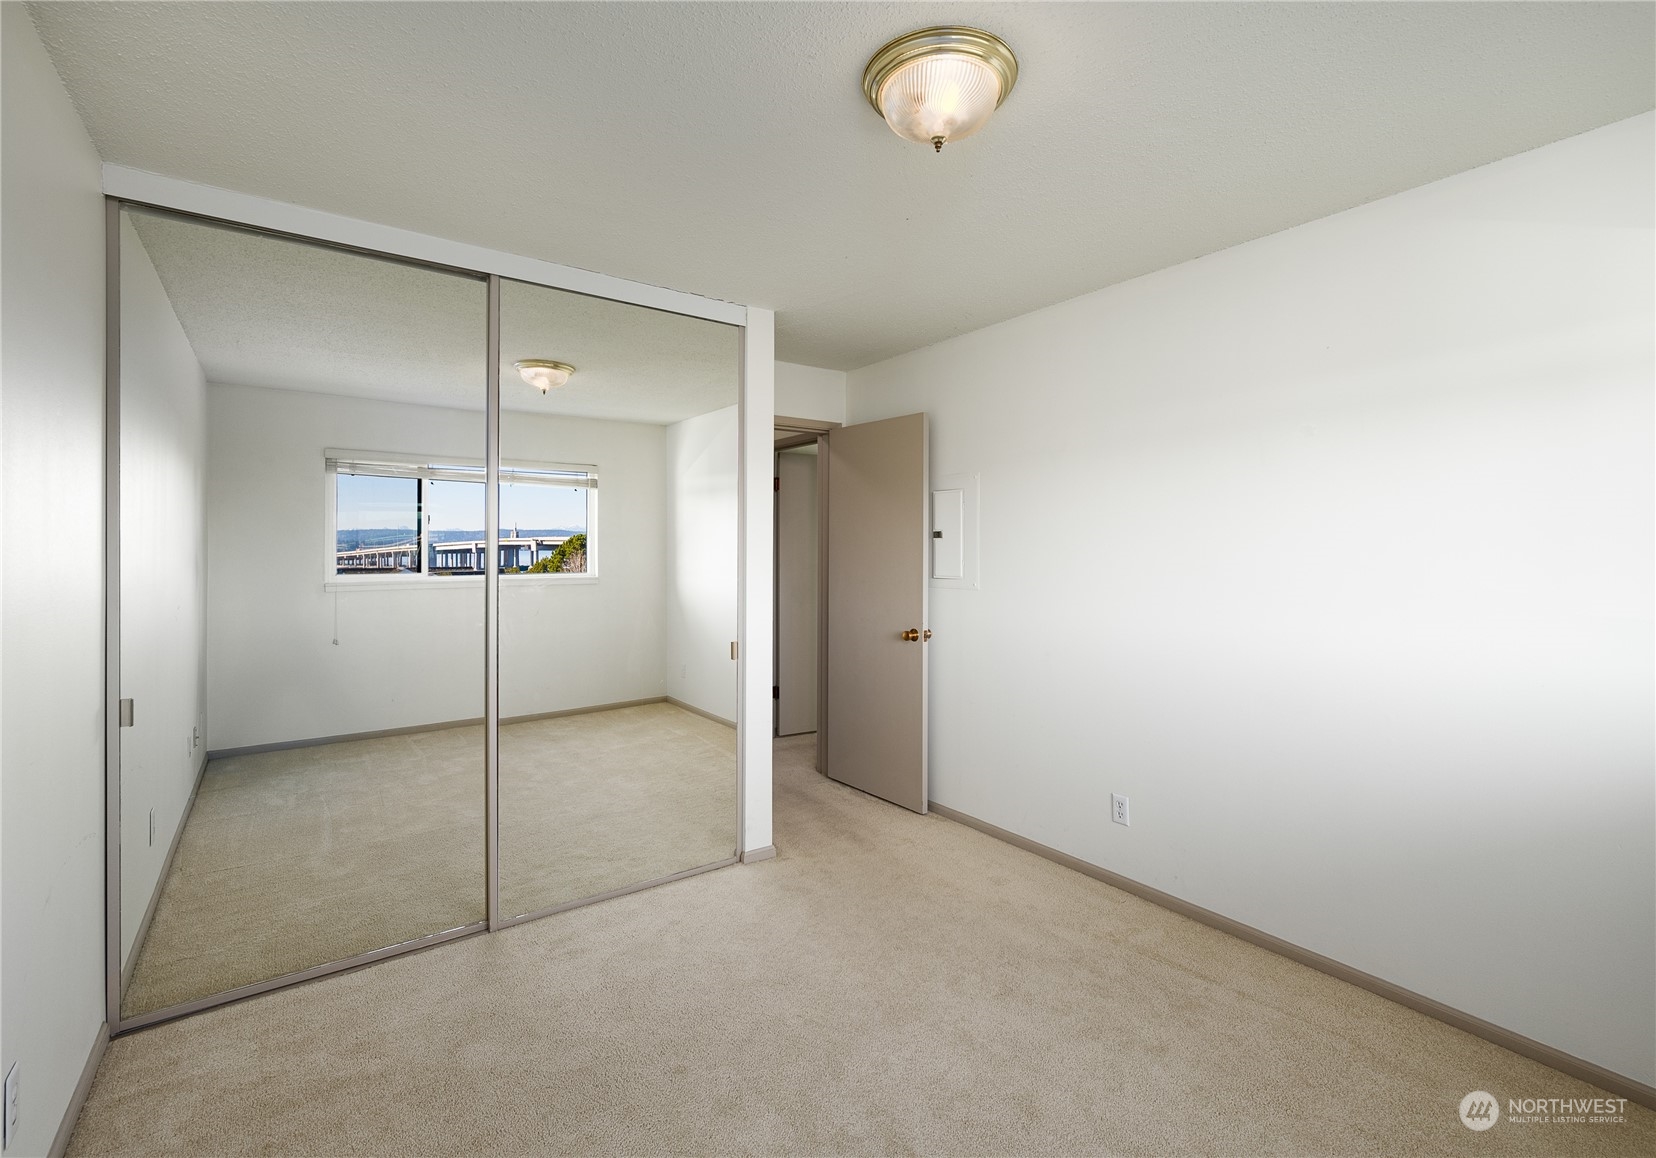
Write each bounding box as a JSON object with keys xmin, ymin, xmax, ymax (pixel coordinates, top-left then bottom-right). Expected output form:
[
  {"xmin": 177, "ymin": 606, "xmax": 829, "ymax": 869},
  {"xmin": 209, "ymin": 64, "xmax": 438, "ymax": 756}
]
[{"xmin": 1111, "ymin": 793, "xmax": 1130, "ymax": 826}]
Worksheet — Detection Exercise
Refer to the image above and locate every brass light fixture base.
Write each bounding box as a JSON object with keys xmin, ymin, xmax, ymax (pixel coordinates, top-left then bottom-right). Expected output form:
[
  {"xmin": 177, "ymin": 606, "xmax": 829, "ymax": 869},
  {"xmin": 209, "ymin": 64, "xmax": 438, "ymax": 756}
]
[
  {"xmin": 861, "ymin": 26, "xmax": 1020, "ymax": 117},
  {"xmin": 515, "ymin": 359, "xmax": 575, "ymax": 376},
  {"xmin": 513, "ymin": 359, "xmax": 577, "ymax": 393}
]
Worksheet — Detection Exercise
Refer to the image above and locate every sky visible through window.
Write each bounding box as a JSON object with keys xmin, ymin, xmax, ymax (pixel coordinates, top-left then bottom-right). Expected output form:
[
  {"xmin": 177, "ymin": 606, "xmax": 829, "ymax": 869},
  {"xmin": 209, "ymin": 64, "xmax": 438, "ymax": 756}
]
[
  {"xmin": 501, "ymin": 482, "xmax": 586, "ymax": 533},
  {"xmin": 336, "ymin": 474, "xmax": 416, "ymax": 533},
  {"xmin": 337, "ymin": 473, "xmax": 587, "ymax": 537}
]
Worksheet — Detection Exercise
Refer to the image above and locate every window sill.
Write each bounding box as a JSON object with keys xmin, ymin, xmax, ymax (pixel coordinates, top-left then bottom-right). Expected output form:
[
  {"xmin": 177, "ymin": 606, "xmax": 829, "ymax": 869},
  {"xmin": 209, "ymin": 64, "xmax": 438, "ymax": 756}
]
[{"xmin": 324, "ymin": 574, "xmax": 599, "ymax": 592}]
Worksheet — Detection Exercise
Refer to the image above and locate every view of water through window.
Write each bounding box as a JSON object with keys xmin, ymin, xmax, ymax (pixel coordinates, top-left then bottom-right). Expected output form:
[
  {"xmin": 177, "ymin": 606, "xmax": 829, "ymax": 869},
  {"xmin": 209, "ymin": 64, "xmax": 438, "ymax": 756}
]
[{"xmin": 335, "ymin": 468, "xmax": 590, "ymax": 575}]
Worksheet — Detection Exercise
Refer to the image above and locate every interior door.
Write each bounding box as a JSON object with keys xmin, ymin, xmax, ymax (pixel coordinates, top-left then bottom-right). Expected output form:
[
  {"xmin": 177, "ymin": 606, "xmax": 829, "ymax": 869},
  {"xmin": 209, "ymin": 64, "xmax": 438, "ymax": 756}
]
[{"xmin": 825, "ymin": 412, "xmax": 929, "ymax": 812}]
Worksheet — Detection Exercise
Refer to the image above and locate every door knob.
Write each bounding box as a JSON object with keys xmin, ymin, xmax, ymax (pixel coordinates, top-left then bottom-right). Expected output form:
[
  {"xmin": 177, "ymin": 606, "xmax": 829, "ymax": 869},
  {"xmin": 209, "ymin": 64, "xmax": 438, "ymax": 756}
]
[
  {"xmin": 900, "ymin": 628, "xmax": 920, "ymax": 642},
  {"xmin": 923, "ymin": 629, "xmax": 933, "ymax": 641}
]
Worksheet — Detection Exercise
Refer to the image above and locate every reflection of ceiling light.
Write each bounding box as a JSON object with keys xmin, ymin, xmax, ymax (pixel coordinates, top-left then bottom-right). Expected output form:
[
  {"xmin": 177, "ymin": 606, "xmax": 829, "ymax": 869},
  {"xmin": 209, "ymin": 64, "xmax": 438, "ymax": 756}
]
[
  {"xmin": 862, "ymin": 26, "xmax": 1018, "ymax": 153},
  {"xmin": 514, "ymin": 359, "xmax": 575, "ymax": 393}
]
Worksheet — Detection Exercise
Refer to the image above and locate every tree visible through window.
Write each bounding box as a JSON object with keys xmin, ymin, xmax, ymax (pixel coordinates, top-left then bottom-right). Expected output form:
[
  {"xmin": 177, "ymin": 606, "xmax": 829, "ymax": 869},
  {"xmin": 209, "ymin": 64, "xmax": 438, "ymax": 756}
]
[{"xmin": 526, "ymin": 533, "xmax": 587, "ymax": 574}]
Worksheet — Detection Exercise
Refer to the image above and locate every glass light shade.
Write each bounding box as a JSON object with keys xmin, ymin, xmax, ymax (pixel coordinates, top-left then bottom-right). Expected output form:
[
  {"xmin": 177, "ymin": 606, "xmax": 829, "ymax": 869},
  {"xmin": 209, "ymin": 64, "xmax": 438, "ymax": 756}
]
[
  {"xmin": 877, "ymin": 52, "xmax": 1002, "ymax": 148},
  {"xmin": 515, "ymin": 359, "xmax": 573, "ymax": 392}
]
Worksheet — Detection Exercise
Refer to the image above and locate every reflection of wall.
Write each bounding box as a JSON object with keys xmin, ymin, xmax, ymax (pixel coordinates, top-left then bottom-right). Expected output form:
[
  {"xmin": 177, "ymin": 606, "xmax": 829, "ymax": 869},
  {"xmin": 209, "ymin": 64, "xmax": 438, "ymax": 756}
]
[
  {"xmin": 847, "ymin": 114, "xmax": 1656, "ymax": 1086},
  {"xmin": 665, "ymin": 405, "xmax": 739, "ymax": 723},
  {"xmin": 119, "ymin": 217, "xmax": 210, "ymax": 967},
  {"xmin": 0, "ymin": 8, "xmax": 109, "ymax": 1152},
  {"xmin": 498, "ymin": 409, "xmax": 667, "ymax": 720},
  {"xmin": 206, "ymin": 383, "xmax": 667, "ymax": 749}
]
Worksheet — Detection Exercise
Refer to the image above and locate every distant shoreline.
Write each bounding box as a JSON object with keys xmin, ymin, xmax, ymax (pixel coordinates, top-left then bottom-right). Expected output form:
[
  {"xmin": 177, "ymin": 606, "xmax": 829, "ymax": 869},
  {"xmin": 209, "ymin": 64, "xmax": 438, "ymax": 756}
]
[{"xmin": 337, "ymin": 527, "xmax": 583, "ymax": 550}]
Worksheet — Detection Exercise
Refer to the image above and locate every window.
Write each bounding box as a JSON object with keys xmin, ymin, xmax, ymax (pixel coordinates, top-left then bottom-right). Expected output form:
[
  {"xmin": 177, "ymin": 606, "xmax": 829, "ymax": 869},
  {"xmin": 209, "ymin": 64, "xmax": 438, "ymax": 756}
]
[
  {"xmin": 328, "ymin": 455, "xmax": 595, "ymax": 580},
  {"xmin": 333, "ymin": 472, "xmax": 421, "ymax": 573}
]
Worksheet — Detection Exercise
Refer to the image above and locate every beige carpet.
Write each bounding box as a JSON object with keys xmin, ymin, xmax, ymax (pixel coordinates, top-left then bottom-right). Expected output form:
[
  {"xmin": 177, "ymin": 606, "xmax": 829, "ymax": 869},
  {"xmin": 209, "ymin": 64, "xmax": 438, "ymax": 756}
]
[
  {"xmin": 123, "ymin": 703, "xmax": 736, "ymax": 1017},
  {"xmin": 79, "ymin": 734, "xmax": 1653, "ymax": 1156}
]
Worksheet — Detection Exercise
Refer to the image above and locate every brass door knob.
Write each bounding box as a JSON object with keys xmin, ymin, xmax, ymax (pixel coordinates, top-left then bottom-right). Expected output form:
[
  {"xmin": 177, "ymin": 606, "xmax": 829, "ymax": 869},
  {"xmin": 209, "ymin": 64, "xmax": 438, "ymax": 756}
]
[
  {"xmin": 900, "ymin": 628, "xmax": 921, "ymax": 642},
  {"xmin": 923, "ymin": 629, "xmax": 933, "ymax": 641}
]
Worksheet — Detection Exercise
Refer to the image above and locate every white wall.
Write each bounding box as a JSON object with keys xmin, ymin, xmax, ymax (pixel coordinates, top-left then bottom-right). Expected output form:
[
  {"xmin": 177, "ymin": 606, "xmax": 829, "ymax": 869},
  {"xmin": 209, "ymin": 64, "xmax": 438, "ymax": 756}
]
[
  {"xmin": 0, "ymin": 6, "xmax": 110, "ymax": 1153},
  {"xmin": 775, "ymin": 361, "xmax": 846, "ymax": 425},
  {"xmin": 665, "ymin": 405, "xmax": 739, "ymax": 723},
  {"xmin": 206, "ymin": 384, "xmax": 667, "ymax": 749},
  {"xmin": 118, "ymin": 218, "xmax": 209, "ymax": 967},
  {"xmin": 847, "ymin": 113, "xmax": 1655, "ymax": 1086}
]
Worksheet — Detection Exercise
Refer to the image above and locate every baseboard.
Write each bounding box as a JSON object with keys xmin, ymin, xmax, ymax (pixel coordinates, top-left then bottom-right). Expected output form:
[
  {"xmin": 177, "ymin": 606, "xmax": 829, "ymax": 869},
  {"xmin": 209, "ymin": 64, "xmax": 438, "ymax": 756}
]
[
  {"xmin": 504, "ymin": 698, "xmax": 672, "ymax": 727},
  {"xmin": 665, "ymin": 697, "xmax": 736, "ymax": 729},
  {"xmin": 927, "ymin": 800, "xmax": 1656, "ymax": 1111},
  {"xmin": 205, "ymin": 697, "xmax": 672, "ymax": 759},
  {"xmin": 122, "ymin": 753, "xmax": 208, "ymax": 988},
  {"xmin": 48, "ymin": 1020, "xmax": 107, "ymax": 1158},
  {"xmin": 739, "ymin": 845, "xmax": 777, "ymax": 864}
]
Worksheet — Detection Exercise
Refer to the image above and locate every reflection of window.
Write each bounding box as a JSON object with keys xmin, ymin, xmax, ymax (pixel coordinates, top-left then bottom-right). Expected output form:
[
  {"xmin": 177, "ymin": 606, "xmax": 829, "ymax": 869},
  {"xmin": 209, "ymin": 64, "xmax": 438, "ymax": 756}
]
[
  {"xmin": 328, "ymin": 456, "xmax": 594, "ymax": 579},
  {"xmin": 333, "ymin": 473, "xmax": 421, "ymax": 573}
]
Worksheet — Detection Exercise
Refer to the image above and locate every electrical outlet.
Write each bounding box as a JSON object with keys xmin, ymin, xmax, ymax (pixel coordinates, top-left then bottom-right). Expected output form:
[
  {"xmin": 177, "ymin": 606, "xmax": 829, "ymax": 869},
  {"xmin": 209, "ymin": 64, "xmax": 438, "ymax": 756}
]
[
  {"xmin": 5, "ymin": 1061, "xmax": 19, "ymax": 1149},
  {"xmin": 193, "ymin": 725, "xmax": 200, "ymax": 748},
  {"xmin": 1111, "ymin": 793, "xmax": 1130, "ymax": 827}
]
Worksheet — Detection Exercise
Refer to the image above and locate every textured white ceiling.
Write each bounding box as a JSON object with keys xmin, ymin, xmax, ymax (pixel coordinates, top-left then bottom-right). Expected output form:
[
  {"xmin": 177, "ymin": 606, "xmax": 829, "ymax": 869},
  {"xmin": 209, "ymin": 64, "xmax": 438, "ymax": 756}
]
[
  {"xmin": 39, "ymin": 2, "xmax": 1656, "ymax": 370},
  {"xmin": 128, "ymin": 209, "xmax": 738, "ymax": 421}
]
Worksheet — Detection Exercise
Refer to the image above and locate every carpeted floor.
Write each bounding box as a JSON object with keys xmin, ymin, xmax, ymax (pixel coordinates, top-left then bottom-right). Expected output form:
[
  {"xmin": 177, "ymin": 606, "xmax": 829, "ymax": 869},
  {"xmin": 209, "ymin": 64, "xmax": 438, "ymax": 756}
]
[
  {"xmin": 79, "ymin": 733, "xmax": 1653, "ymax": 1156},
  {"xmin": 123, "ymin": 702, "xmax": 737, "ymax": 1016}
]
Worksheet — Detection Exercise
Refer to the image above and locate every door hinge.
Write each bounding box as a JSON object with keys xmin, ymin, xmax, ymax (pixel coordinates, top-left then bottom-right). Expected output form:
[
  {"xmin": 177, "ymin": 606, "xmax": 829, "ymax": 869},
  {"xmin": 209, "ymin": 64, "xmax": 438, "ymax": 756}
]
[
  {"xmin": 774, "ymin": 476, "xmax": 780, "ymax": 492},
  {"xmin": 118, "ymin": 698, "xmax": 134, "ymax": 728},
  {"xmin": 772, "ymin": 685, "xmax": 779, "ymax": 699}
]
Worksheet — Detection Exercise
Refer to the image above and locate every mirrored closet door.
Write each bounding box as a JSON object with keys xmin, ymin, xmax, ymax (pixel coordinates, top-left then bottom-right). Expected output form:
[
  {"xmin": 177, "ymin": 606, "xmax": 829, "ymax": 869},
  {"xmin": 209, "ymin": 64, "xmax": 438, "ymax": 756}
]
[
  {"xmin": 496, "ymin": 279, "xmax": 741, "ymax": 920},
  {"xmin": 116, "ymin": 208, "xmax": 489, "ymax": 1019},
  {"xmin": 113, "ymin": 203, "xmax": 745, "ymax": 1029}
]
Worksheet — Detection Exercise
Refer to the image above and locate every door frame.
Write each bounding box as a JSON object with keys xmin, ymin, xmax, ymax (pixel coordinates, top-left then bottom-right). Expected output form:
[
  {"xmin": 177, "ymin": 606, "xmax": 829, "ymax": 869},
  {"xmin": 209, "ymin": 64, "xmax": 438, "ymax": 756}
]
[{"xmin": 102, "ymin": 172, "xmax": 775, "ymax": 1035}]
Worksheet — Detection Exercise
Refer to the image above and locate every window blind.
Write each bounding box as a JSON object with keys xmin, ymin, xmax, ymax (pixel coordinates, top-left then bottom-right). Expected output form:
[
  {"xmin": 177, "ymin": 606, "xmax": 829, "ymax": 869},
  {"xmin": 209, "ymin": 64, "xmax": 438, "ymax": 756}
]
[{"xmin": 326, "ymin": 457, "xmax": 596, "ymax": 488}]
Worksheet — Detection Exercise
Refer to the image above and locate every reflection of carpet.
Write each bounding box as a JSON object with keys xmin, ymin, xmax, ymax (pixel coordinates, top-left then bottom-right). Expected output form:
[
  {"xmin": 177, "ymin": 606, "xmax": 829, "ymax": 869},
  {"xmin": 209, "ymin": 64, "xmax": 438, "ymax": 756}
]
[
  {"xmin": 80, "ymin": 733, "xmax": 1655, "ymax": 1156},
  {"xmin": 121, "ymin": 702, "xmax": 736, "ymax": 1017}
]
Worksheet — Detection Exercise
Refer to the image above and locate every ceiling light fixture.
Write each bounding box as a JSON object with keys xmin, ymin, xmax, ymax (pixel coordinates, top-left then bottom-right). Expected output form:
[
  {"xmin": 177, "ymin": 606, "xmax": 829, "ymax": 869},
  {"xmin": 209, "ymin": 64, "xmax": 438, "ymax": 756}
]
[
  {"xmin": 862, "ymin": 26, "xmax": 1018, "ymax": 153},
  {"xmin": 514, "ymin": 359, "xmax": 575, "ymax": 393}
]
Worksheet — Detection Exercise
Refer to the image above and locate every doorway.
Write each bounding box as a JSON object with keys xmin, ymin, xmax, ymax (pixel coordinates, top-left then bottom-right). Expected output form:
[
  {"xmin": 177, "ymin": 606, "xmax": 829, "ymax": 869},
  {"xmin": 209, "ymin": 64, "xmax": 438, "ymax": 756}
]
[
  {"xmin": 774, "ymin": 442, "xmax": 820, "ymax": 738},
  {"xmin": 773, "ymin": 420, "xmax": 831, "ymax": 750},
  {"xmin": 773, "ymin": 413, "xmax": 933, "ymax": 814}
]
